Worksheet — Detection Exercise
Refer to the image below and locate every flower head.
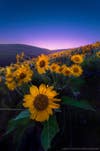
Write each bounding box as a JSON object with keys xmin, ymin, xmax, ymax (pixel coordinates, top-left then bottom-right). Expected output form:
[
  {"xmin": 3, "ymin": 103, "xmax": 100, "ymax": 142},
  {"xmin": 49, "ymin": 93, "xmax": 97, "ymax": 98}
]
[
  {"xmin": 62, "ymin": 66, "xmax": 72, "ymax": 77},
  {"xmin": 14, "ymin": 65, "xmax": 33, "ymax": 86},
  {"xmin": 23, "ymin": 84, "xmax": 60, "ymax": 122},
  {"xmin": 49, "ymin": 63, "xmax": 60, "ymax": 73},
  {"xmin": 36, "ymin": 54, "xmax": 49, "ymax": 74},
  {"xmin": 71, "ymin": 54, "xmax": 83, "ymax": 64},
  {"xmin": 58, "ymin": 64, "xmax": 67, "ymax": 74},
  {"xmin": 71, "ymin": 64, "xmax": 83, "ymax": 77}
]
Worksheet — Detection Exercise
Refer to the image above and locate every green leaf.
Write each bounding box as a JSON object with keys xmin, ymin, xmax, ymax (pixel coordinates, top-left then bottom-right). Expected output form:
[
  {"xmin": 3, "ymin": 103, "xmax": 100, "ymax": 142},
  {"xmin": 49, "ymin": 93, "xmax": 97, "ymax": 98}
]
[
  {"xmin": 5, "ymin": 110, "xmax": 30, "ymax": 135},
  {"xmin": 14, "ymin": 109, "xmax": 30, "ymax": 120},
  {"xmin": 41, "ymin": 115, "xmax": 59, "ymax": 151},
  {"xmin": 62, "ymin": 96, "xmax": 95, "ymax": 111}
]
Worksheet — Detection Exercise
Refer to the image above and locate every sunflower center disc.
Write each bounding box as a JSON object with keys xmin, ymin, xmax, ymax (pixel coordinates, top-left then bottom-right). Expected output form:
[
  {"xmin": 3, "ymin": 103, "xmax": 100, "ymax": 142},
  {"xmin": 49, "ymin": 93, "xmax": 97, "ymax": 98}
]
[
  {"xmin": 75, "ymin": 57, "xmax": 80, "ymax": 61},
  {"xmin": 59, "ymin": 67, "xmax": 63, "ymax": 72},
  {"xmin": 34, "ymin": 94, "xmax": 49, "ymax": 111},
  {"xmin": 73, "ymin": 68, "xmax": 79, "ymax": 72},
  {"xmin": 52, "ymin": 66, "xmax": 56, "ymax": 70},
  {"xmin": 39, "ymin": 60, "xmax": 45, "ymax": 67},
  {"xmin": 65, "ymin": 69, "xmax": 70, "ymax": 74},
  {"xmin": 20, "ymin": 73, "xmax": 26, "ymax": 79}
]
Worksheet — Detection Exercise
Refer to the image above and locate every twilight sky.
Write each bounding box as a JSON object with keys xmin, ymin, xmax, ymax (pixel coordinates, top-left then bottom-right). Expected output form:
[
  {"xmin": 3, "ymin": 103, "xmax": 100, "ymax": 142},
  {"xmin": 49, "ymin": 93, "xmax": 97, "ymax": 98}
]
[{"xmin": 0, "ymin": 0, "xmax": 100, "ymax": 50}]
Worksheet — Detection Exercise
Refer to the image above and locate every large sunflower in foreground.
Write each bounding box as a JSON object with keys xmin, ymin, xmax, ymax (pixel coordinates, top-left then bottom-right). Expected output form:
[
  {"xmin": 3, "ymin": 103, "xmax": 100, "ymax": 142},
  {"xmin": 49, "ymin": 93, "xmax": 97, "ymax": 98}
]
[
  {"xmin": 71, "ymin": 54, "xmax": 83, "ymax": 64},
  {"xmin": 71, "ymin": 64, "xmax": 83, "ymax": 77},
  {"xmin": 23, "ymin": 84, "xmax": 61, "ymax": 122},
  {"xmin": 36, "ymin": 54, "xmax": 49, "ymax": 74},
  {"xmin": 14, "ymin": 65, "xmax": 33, "ymax": 86}
]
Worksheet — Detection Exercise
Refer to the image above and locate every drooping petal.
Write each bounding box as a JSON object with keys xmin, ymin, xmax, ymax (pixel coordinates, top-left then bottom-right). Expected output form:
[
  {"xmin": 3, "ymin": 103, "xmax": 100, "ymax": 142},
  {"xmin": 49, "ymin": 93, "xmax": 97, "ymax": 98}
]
[
  {"xmin": 46, "ymin": 108, "xmax": 53, "ymax": 115},
  {"xmin": 36, "ymin": 111, "xmax": 49, "ymax": 122},
  {"xmin": 30, "ymin": 108, "xmax": 38, "ymax": 120},
  {"xmin": 49, "ymin": 102, "xmax": 60, "ymax": 109},
  {"xmin": 49, "ymin": 98, "xmax": 61, "ymax": 103}
]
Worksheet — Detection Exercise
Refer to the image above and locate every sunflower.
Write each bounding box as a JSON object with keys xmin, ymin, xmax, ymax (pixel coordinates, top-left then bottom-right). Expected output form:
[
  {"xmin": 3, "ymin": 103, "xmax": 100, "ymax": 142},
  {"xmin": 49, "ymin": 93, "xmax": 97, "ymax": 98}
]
[
  {"xmin": 71, "ymin": 64, "xmax": 83, "ymax": 77},
  {"xmin": 5, "ymin": 67, "xmax": 16, "ymax": 90},
  {"xmin": 49, "ymin": 63, "xmax": 60, "ymax": 73},
  {"xmin": 62, "ymin": 66, "xmax": 72, "ymax": 76},
  {"xmin": 14, "ymin": 65, "xmax": 33, "ymax": 86},
  {"xmin": 71, "ymin": 54, "xmax": 83, "ymax": 64},
  {"xmin": 58, "ymin": 64, "xmax": 67, "ymax": 74},
  {"xmin": 23, "ymin": 84, "xmax": 60, "ymax": 122},
  {"xmin": 96, "ymin": 51, "xmax": 100, "ymax": 58},
  {"xmin": 5, "ymin": 81, "xmax": 16, "ymax": 90},
  {"xmin": 36, "ymin": 54, "xmax": 49, "ymax": 74},
  {"xmin": 0, "ymin": 67, "xmax": 5, "ymax": 73}
]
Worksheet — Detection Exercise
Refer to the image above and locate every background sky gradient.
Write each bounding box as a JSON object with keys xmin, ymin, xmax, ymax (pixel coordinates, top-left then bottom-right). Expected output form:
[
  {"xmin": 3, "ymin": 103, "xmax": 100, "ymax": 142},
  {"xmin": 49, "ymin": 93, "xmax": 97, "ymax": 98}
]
[{"xmin": 0, "ymin": 0, "xmax": 100, "ymax": 49}]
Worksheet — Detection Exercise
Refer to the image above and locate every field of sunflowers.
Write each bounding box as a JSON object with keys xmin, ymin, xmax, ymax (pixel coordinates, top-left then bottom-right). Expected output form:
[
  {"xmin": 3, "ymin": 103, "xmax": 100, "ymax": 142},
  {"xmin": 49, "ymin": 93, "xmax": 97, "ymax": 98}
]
[{"xmin": 0, "ymin": 42, "xmax": 100, "ymax": 151}]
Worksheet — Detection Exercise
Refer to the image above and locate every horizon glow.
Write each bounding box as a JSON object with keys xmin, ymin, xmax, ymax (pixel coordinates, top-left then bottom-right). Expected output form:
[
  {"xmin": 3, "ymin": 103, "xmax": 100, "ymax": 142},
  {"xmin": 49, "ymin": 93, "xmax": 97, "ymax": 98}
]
[{"xmin": 0, "ymin": 37, "xmax": 98, "ymax": 50}]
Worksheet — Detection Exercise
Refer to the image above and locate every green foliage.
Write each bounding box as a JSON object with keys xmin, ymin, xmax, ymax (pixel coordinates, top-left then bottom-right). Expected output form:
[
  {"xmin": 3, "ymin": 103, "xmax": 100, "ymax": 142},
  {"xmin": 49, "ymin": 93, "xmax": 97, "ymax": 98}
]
[
  {"xmin": 81, "ymin": 56, "xmax": 100, "ymax": 102},
  {"xmin": 5, "ymin": 110, "xmax": 30, "ymax": 135},
  {"xmin": 62, "ymin": 96, "xmax": 95, "ymax": 111},
  {"xmin": 82, "ymin": 55, "xmax": 100, "ymax": 69},
  {"xmin": 4, "ymin": 110, "xmax": 34, "ymax": 150},
  {"xmin": 69, "ymin": 77, "xmax": 85, "ymax": 91},
  {"xmin": 41, "ymin": 115, "xmax": 59, "ymax": 151}
]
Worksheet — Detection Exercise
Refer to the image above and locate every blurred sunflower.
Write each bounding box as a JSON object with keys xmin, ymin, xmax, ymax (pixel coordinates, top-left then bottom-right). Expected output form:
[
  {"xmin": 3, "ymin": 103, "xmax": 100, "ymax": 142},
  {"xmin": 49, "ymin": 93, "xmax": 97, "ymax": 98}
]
[
  {"xmin": 5, "ymin": 67, "xmax": 16, "ymax": 90},
  {"xmin": 23, "ymin": 84, "xmax": 60, "ymax": 122},
  {"xmin": 71, "ymin": 64, "xmax": 83, "ymax": 77},
  {"xmin": 14, "ymin": 65, "xmax": 33, "ymax": 86},
  {"xmin": 96, "ymin": 51, "xmax": 100, "ymax": 58},
  {"xmin": 6, "ymin": 81, "xmax": 16, "ymax": 90},
  {"xmin": 49, "ymin": 63, "xmax": 60, "ymax": 73},
  {"xmin": 58, "ymin": 64, "xmax": 67, "ymax": 74},
  {"xmin": 0, "ymin": 67, "xmax": 5, "ymax": 73},
  {"xmin": 71, "ymin": 54, "xmax": 83, "ymax": 64},
  {"xmin": 36, "ymin": 54, "xmax": 49, "ymax": 74},
  {"xmin": 62, "ymin": 66, "xmax": 72, "ymax": 76}
]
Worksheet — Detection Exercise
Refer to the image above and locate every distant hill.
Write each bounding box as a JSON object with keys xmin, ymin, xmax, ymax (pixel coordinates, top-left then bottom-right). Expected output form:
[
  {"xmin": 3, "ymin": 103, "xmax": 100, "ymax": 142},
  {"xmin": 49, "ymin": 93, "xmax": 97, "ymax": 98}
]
[
  {"xmin": 0, "ymin": 42, "xmax": 100, "ymax": 66},
  {"xmin": 0, "ymin": 44, "xmax": 50, "ymax": 66}
]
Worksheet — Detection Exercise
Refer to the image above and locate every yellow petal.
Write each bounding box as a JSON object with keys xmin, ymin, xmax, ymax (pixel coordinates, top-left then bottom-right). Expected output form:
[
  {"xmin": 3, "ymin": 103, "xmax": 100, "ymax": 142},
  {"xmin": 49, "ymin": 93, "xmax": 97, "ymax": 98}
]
[
  {"xmin": 46, "ymin": 90, "xmax": 58, "ymax": 98},
  {"xmin": 39, "ymin": 84, "xmax": 47, "ymax": 94},
  {"xmin": 23, "ymin": 94, "xmax": 33, "ymax": 107},
  {"xmin": 53, "ymin": 98, "xmax": 61, "ymax": 102},
  {"xmin": 49, "ymin": 103, "xmax": 60, "ymax": 109},
  {"xmin": 36, "ymin": 111, "xmax": 49, "ymax": 122},
  {"xmin": 30, "ymin": 109, "xmax": 38, "ymax": 120},
  {"xmin": 49, "ymin": 98, "xmax": 61, "ymax": 103},
  {"xmin": 46, "ymin": 108, "xmax": 53, "ymax": 115},
  {"xmin": 30, "ymin": 85, "xmax": 39, "ymax": 97}
]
